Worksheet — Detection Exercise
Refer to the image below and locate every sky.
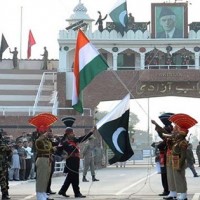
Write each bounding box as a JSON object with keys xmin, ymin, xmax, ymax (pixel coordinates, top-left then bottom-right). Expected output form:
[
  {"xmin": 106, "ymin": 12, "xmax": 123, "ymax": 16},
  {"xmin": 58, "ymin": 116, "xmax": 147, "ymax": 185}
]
[
  {"xmin": 0, "ymin": 0, "xmax": 200, "ymax": 60},
  {"xmin": 1, "ymin": 0, "xmax": 200, "ymax": 140},
  {"xmin": 98, "ymin": 96, "xmax": 200, "ymax": 141}
]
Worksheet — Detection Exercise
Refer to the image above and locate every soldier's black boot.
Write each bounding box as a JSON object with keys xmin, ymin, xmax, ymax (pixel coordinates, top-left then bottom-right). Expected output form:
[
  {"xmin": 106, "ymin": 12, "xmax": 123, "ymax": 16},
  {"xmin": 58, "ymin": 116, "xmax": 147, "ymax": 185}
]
[
  {"xmin": 92, "ymin": 175, "xmax": 99, "ymax": 181},
  {"xmin": 82, "ymin": 176, "xmax": 89, "ymax": 182},
  {"xmin": 2, "ymin": 194, "xmax": 11, "ymax": 200}
]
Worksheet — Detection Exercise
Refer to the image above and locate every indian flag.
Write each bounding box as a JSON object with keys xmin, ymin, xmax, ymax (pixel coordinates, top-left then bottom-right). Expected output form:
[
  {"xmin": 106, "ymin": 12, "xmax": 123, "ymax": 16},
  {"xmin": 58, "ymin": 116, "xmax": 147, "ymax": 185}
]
[{"xmin": 72, "ymin": 29, "xmax": 109, "ymax": 113}]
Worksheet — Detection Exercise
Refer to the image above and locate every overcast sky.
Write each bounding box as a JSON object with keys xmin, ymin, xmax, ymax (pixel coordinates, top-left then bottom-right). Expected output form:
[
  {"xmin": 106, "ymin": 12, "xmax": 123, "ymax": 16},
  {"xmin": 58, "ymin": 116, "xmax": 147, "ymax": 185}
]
[
  {"xmin": 0, "ymin": 0, "xmax": 199, "ymax": 59},
  {"xmin": 98, "ymin": 96, "xmax": 200, "ymax": 140},
  {"xmin": 1, "ymin": 0, "xmax": 200, "ymax": 138}
]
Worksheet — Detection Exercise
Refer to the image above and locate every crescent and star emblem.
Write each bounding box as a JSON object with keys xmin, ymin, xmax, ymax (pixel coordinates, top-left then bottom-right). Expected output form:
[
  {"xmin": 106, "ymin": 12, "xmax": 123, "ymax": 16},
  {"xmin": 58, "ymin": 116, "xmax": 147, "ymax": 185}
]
[
  {"xmin": 112, "ymin": 127, "xmax": 126, "ymax": 154},
  {"xmin": 119, "ymin": 11, "xmax": 127, "ymax": 27}
]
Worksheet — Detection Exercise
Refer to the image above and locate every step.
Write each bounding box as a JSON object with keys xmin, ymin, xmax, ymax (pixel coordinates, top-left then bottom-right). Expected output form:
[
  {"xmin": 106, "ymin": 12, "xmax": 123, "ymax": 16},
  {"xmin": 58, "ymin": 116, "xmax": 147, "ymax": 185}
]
[
  {"xmin": 0, "ymin": 74, "xmax": 42, "ymax": 80},
  {"xmin": 0, "ymin": 91, "xmax": 54, "ymax": 97},
  {"xmin": 0, "ymin": 95, "xmax": 51, "ymax": 101},
  {"xmin": 0, "ymin": 106, "xmax": 54, "ymax": 115},
  {"xmin": 0, "ymin": 84, "xmax": 54, "ymax": 91},
  {"xmin": 0, "ymin": 69, "xmax": 56, "ymax": 74},
  {"xmin": 0, "ymin": 101, "xmax": 52, "ymax": 106},
  {"xmin": 0, "ymin": 74, "xmax": 57, "ymax": 80},
  {"xmin": 0, "ymin": 79, "xmax": 55, "ymax": 85}
]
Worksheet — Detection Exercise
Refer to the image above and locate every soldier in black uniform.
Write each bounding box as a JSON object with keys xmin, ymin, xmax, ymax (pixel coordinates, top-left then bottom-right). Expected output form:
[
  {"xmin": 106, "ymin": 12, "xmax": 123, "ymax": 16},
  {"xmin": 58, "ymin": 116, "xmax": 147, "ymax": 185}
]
[
  {"xmin": 151, "ymin": 113, "xmax": 174, "ymax": 197},
  {"xmin": 0, "ymin": 130, "xmax": 12, "ymax": 200},
  {"xmin": 57, "ymin": 117, "xmax": 96, "ymax": 198}
]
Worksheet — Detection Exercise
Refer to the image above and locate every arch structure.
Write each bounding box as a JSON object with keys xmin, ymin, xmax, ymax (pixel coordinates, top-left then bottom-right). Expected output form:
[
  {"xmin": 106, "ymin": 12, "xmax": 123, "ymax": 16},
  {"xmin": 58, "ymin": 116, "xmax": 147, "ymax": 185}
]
[{"xmin": 57, "ymin": 69, "xmax": 200, "ymax": 112}]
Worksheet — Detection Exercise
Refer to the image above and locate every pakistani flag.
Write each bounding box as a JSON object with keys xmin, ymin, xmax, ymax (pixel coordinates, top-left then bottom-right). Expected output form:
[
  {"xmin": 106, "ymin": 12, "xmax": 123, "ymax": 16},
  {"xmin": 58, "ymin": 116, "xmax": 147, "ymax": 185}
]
[
  {"xmin": 72, "ymin": 29, "xmax": 109, "ymax": 113},
  {"xmin": 109, "ymin": 0, "xmax": 128, "ymax": 36},
  {"xmin": 96, "ymin": 94, "xmax": 134, "ymax": 165},
  {"xmin": 0, "ymin": 34, "xmax": 9, "ymax": 61}
]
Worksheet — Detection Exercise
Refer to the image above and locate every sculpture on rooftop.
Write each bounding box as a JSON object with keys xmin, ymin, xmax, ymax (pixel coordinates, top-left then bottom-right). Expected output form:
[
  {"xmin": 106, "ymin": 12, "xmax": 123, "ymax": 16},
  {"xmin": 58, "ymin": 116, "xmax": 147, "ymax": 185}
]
[{"xmin": 95, "ymin": 11, "xmax": 107, "ymax": 32}]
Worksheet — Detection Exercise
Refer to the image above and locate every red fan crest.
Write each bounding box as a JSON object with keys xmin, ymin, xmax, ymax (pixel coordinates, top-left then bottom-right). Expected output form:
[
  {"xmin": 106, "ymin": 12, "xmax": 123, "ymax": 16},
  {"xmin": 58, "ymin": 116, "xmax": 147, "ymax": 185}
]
[
  {"xmin": 169, "ymin": 113, "xmax": 197, "ymax": 130},
  {"xmin": 28, "ymin": 113, "xmax": 57, "ymax": 132}
]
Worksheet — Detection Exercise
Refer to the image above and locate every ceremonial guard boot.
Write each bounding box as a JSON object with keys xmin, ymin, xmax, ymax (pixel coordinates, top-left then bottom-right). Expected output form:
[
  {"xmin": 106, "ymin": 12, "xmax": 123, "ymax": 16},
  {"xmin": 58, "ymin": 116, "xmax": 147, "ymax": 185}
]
[
  {"xmin": 82, "ymin": 176, "xmax": 89, "ymax": 182},
  {"xmin": 92, "ymin": 175, "xmax": 99, "ymax": 181}
]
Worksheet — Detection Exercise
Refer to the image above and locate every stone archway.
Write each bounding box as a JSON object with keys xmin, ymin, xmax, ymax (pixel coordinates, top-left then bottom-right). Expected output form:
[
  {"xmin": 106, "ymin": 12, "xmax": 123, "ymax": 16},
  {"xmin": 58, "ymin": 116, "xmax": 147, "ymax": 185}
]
[{"xmin": 81, "ymin": 69, "xmax": 200, "ymax": 110}]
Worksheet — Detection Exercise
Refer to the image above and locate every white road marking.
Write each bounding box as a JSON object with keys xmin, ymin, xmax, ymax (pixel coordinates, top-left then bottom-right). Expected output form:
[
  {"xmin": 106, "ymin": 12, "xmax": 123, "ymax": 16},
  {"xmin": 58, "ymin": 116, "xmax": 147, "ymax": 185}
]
[
  {"xmin": 24, "ymin": 195, "xmax": 35, "ymax": 199},
  {"xmin": 116, "ymin": 172, "xmax": 157, "ymax": 195},
  {"xmin": 192, "ymin": 193, "xmax": 200, "ymax": 200}
]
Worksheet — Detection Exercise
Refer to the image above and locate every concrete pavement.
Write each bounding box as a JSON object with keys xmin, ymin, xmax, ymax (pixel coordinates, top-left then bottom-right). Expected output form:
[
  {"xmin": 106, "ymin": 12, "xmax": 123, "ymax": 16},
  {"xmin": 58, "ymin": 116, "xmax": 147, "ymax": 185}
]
[{"xmin": 8, "ymin": 164, "xmax": 200, "ymax": 200}]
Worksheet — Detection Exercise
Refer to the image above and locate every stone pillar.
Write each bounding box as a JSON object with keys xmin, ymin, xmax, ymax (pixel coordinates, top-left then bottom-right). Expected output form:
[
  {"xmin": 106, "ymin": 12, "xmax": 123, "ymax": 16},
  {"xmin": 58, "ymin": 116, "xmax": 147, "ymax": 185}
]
[
  {"xmin": 140, "ymin": 53, "xmax": 145, "ymax": 70},
  {"xmin": 58, "ymin": 47, "xmax": 67, "ymax": 72},
  {"xmin": 195, "ymin": 52, "xmax": 200, "ymax": 69},
  {"xmin": 113, "ymin": 53, "xmax": 118, "ymax": 70}
]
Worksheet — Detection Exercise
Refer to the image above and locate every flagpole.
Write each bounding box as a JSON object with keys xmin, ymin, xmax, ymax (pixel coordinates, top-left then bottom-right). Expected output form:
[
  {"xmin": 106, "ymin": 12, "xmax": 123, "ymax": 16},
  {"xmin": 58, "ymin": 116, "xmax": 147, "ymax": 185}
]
[
  {"xmin": 20, "ymin": 6, "xmax": 23, "ymax": 59},
  {"xmin": 147, "ymin": 98, "xmax": 153, "ymax": 166}
]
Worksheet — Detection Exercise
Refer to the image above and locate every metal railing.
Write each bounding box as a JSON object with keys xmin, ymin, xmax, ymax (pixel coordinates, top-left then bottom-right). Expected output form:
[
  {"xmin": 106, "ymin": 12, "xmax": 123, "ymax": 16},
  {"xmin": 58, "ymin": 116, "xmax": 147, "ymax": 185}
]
[
  {"xmin": 145, "ymin": 64, "xmax": 196, "ymax": 70},
  {"xmin": 54, "ymin": 160, "xmax": 83, "ymax": 173},
  {"xmin": 117, "ymin": 65, "xmax": 196, "ymax": 70},
  {"xmin": 0, "ymin": 106, "xmax": 92, "ymax": 116},
  {"xmin": 51, "ymin": 91, "xmax": 58, "ymax": 115},
  {"xmin": 33, "ymin": 72, "xmax": 57, "ymax": 115}
]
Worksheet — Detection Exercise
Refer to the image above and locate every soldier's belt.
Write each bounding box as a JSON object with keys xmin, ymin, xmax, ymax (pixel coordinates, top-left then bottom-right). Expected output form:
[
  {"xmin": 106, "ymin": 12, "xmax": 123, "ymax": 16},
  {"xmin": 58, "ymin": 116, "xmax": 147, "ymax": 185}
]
[{"xmin": 37, "ymin": 154, "xmax": 50, "ymax": 158}]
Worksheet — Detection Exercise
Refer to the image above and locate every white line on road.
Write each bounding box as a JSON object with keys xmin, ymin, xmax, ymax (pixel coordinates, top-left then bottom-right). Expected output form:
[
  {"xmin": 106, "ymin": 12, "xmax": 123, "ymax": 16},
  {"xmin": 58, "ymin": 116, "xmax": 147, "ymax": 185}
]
[
  {"xmin": 23, "ymin": 194, "xmax": 35, "ymax": 199},
  {"xmin": 116, "ymin": 172, "xmax": 157, "ymax": 195},
  {"xmin": 192, "ymin": 193, "xmax": 200, "ymax": 200}
]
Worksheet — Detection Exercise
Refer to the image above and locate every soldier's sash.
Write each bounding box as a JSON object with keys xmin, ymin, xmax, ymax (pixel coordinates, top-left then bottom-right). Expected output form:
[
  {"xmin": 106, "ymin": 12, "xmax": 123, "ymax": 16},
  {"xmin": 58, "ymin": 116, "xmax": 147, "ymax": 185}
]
[
  {"xmin": 172, "ymin": 155, "xmax": 180, "ymax": 170},
  {"xmin": 166, "ymin": 150, "xmax": 171, "ymax": 167},
  {"xmin": 160, "ymin": 153, "xmax": 165, "ymax": 167}
]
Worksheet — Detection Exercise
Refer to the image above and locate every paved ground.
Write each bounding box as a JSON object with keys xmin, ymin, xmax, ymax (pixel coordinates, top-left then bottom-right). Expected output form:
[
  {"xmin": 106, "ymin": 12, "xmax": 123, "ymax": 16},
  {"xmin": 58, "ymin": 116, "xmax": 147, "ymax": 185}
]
[{"xmin": 8, "ymin": 164, "xmax": 200, "ymax": 200}]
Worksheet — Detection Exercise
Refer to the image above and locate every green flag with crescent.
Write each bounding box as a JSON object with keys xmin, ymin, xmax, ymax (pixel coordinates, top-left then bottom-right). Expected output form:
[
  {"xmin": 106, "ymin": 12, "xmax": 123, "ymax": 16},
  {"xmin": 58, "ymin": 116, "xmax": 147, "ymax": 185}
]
[
  {"xmin": 109, "ymin": 0, "xmax": 128, "ymax": 36},
  {"xmin": 96, "ymin": 93, "xmax": 134, "ymax": 165}
]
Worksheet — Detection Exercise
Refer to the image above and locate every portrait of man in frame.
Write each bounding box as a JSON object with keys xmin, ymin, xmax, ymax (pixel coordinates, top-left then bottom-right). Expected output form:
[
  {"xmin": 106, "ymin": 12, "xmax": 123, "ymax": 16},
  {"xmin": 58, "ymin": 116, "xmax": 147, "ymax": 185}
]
[{"xmin": 151, "ymin": 3, "xmax": 188, "ymax": 39}]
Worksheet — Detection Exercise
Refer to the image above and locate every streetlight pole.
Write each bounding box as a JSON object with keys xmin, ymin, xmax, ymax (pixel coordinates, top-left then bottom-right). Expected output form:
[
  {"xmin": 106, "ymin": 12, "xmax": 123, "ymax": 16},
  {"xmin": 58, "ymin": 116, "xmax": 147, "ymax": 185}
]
[{"xmin": 20, "ymin": 6, "xmax": 23, "ymax": 60}]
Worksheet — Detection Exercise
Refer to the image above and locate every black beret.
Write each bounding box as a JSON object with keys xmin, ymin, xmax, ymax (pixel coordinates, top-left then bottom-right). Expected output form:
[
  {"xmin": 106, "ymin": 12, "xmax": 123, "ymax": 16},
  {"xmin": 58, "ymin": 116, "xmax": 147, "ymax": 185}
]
[
  {"xmin": 61, "ymin": 117, "xmax": 76, "ymax": 128},
  {"xmin": 159, "ymin": 7, "xmax": 175, "ymax": 18},
  {"xmin": 159, "ymin": 113, "xmax": 174, "ymax": 126}
]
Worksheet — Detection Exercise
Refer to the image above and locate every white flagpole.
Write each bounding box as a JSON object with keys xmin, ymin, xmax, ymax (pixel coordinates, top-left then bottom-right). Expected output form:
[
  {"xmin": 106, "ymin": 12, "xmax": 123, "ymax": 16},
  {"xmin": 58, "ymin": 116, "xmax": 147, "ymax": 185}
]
[{"xmin": 20, "ymin": 6, "xmax": 23, "ymax": 59}]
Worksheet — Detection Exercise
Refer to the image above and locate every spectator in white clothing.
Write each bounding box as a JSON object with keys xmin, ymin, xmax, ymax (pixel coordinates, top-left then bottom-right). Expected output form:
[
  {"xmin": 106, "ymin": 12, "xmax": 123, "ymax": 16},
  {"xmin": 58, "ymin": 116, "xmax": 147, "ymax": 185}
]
[
  {"xmin": 23, "ymin": 140, "xmax": 33, "ymax": 180},
  {"xmin": 9, "ymin": 145, "xmax": 20, "ymax": 181}
]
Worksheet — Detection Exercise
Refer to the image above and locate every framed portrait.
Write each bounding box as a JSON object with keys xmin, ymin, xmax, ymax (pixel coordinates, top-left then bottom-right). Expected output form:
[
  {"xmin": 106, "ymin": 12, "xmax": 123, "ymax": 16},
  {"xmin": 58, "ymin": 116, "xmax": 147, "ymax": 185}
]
[{"xmin": 151, "ymin": 3, "xmax": 188, "ymax": 39}]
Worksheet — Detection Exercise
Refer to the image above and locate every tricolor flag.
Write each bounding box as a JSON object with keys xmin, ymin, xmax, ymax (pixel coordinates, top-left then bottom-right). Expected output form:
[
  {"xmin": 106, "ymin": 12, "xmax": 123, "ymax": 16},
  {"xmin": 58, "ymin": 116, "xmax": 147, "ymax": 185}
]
[
  {"xmin": 27, "ymin": 30, "xmax": 36, "ymax": 59},
  {"xmin": 0, "ymin": 34, "xmax": 9, "ymax": 61},
  {"xmin": 96, "ymin": 94, "xmax": 134, "ymax": 165},
  {"xmin": 72, "ymin": 29, "xmax": 109, "ymax": 113},
  {"xmin": 109, "ymin": 0, "xmax": 128, "ymax": 36}
]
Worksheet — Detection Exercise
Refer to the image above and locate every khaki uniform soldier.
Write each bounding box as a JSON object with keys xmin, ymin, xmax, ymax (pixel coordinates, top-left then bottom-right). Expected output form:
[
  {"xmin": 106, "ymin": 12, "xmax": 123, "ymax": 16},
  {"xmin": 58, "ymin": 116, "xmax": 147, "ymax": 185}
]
[
  {"xmin": 82, "ymin": 136, "xmax": 99, "ymax": 182},
  {"xmin": 196, "ymin": 142, "xmax": 200, "ymax": 166},
  {"xmin": 152, "ymin": 116, "xmax": 177, "ymax": 199},
  {"xmin": 0, "ymin": 131, "xmax": 12, "ymax": 200},
  {"xmin": 29, "ymin": 113, "xmax": 57, "ymax": 200},
  {"xmin": 41, "ymin": 47, "xmax": 48, "ymax": 70},
  {"xmin": 169, "ymin": 113, "xmax": 198, "ymax": 200},
  {"xmin": 9, "ymin": 47, "xmax": 18, "ymax": 69}
]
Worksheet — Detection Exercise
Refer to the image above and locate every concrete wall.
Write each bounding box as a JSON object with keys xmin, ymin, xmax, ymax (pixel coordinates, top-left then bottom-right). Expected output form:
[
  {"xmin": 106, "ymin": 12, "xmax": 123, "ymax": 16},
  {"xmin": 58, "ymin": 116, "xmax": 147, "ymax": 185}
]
[{"xmin": 0, "ymin": 59, "xmax": 58, "ymax": 70}]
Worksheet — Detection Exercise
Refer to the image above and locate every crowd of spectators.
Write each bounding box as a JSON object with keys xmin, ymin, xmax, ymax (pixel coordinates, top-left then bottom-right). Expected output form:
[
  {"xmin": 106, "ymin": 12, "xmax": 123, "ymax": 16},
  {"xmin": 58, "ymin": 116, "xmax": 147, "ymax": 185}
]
[{"xmin": 0, "ymin": 129, "xmax": 63, "ymax": 182}]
